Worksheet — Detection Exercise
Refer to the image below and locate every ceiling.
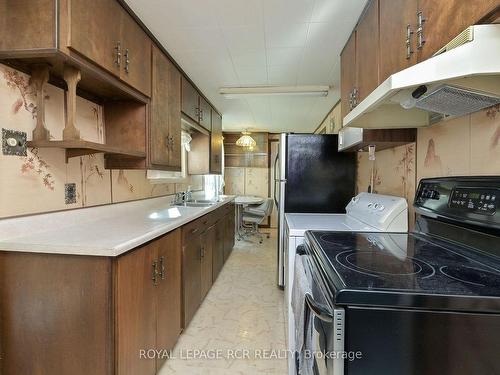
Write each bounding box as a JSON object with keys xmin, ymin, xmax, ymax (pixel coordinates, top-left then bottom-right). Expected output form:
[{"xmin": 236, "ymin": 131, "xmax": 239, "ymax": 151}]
[{"xmin": 125, "ymin": 0, "xmax": 368, "ymax": 133}]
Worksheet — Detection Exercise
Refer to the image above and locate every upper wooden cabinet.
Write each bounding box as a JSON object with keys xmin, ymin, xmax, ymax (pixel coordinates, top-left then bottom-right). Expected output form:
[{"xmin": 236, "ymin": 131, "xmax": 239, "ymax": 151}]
[
  {"xmin": 210, "ymin": 111, "xmax": 223, "ymax": 174},
  {"xmin": 416, "ymin": 0, "xmax": 500, "ymax": 61},
  {"xmin": 340, "ymin": 32, "xmax": 356, "ymax": 119},
  {"xmin": 69, "ymin": 0, "xmax": 122, "ymax": 77},
  {"xmin": 69, "ymin": 0, "xmax": 151, "ymax": 96},
  {"xmin": 182, "ymin": 77, "xmax": 200, "ymax": 123},
  {"xmin": 379, "ymin": 0, "xmax": 418, "ymax": 83},
  {"xmin": 355, "ymin": 0, "xmax": 379, "ymax": 104},
  {"xmin": 199, "ymin": 97, "xmax": 212, "ymax": 131},
  {"xmin": 150, "ymin": 45, "xmax": 181, "ymax": 171},
  {"xmin": 181, "ymin": 76, "xmax": 214, "ymax": 131},
  {"xmin": 340, "ymin": 0, "xmax": 500, "ymax": 121},
  {"xmin": 119, "ymin": 10, "xmax": 152, "ymax": 96}
]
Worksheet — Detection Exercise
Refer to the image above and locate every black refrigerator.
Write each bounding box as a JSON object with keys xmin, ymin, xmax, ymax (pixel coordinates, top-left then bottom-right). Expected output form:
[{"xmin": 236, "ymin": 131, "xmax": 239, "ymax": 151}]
[{"xmin": 274, "ymin": 133, "xmax": 356, "ymax": 287}]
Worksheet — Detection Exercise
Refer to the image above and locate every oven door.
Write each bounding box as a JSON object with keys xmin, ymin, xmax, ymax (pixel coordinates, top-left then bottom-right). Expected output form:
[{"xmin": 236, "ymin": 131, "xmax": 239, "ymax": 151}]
[{"xmin": 302, "ymin": 254, "xmax": 345, "ymax": 375}]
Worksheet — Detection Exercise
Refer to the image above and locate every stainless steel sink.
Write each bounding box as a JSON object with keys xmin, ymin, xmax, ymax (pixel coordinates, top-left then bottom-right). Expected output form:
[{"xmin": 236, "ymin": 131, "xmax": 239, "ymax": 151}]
[{"xmin": 174, "ymin": 201, "xmax": 217, "ymax": 207}]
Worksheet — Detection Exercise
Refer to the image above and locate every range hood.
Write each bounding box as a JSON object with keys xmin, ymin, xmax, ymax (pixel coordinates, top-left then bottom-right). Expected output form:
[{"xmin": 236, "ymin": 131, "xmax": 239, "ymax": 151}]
[{"xmin": 344, "ymin": 25, "xmax": 500, "ymax": 129}]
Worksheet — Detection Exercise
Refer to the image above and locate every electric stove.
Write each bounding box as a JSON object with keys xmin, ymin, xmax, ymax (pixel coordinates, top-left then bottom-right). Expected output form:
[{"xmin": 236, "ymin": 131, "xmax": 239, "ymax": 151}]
[{"xmin": 296, "ymin": 176, "xmax": 500, "ymax": 375}]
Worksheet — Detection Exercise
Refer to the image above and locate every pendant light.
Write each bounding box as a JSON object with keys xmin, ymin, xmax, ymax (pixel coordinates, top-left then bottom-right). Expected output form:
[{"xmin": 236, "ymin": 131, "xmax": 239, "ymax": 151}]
[{"xmin": 236, "ymin": 131, "xmax": 256, "ymax": 148}]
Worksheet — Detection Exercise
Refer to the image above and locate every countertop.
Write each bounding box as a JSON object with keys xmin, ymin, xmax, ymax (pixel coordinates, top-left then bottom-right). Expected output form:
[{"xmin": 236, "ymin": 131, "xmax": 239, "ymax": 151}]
[
  {"xmin": 285, "ymin": 213, "xmax": 376, "ymax": 236},
  {"xmin": 0, "ymin": 195, "xmax": 235, "ymax": 257}
]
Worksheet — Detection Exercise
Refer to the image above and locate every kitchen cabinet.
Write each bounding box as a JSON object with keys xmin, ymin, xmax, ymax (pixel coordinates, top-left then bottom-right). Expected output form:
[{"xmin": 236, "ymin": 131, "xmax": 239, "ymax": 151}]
[
  {"xmin": 181, "ymin": 77, "xmax": 200, "ymax": 123},
  {"xmin": 210, "ymin": 111, "xmax": 223, "ymax": 174},
  {"xmin": 199, "ymin": 97, "xmax": 212, "ymax": 130},
  {"xmin": 69, "ymin": 0, "xmax": 151, "ymax": 96},
  {"xmin": 119, "ymin": 10, "xmax": 152, "ymax": 96},
  {"xmin": 69, "ymin": 0, "xmax": 122, "ymax": 77},
  {"xmin": 116, "ymin": 229, "xmax": 181, "ymax": 375},
  {"xmin": 115, "ymin": 242, "xmax": 158, "ymax": 375},
  {"xmin": 182, "ymin": 204, "xmax": 236, "ymax": 327},
  {"xmin": 150, "ymin": 45, "xmax": 182, "ymax": 170},
  {"xmin": 213, "ymin": 219, "xmax": 225, "ymax": 280},
  {"xmin": 200, "ymin": 224, "xmax": 215, "ymax": 299},
  {"xmin": 0, "ymin": 203, "xmax": 233, "ymax": 374},
  {"xmin": 355, "ymin": 0, "xmax": 379, "ymax": 103},
  {"xmin": 155, "ymin": 231, "xmax": 182, "ymax": 371},
  {"xmin": 416, "ymin": 0, "xmax": 500, "ymax": 61},
  {"xmin": 340, "ymin": 32, "xmax": 356, "ymax": 119},
  {"xmin": 379, "ymin": 0, "xmax": 418, "ymax": 83},
  {"xmin": 224, "ymin": 208, "xmax": 236, "ymax": 262}
]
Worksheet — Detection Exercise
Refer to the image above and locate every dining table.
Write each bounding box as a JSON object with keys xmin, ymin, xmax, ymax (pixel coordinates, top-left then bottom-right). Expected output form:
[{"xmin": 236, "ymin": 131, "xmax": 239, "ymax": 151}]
[{"xmin": 234, "ymin": 195, "xmax": 265, "ymax": 240}]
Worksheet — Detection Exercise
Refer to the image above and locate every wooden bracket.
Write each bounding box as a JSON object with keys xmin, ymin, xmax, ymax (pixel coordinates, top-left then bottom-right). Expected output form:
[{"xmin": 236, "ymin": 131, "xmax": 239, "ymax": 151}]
[
  {"xmin": 30, "ymin": 64, "xmax": 51, "ymax": 141},
  {"xmin": 63, "ymin": 65, "xmax": 82, "ymax": 141}
]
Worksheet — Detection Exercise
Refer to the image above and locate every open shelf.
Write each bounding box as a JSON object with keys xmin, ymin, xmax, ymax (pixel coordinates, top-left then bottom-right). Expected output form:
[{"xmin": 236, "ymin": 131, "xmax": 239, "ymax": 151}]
[{"xmin": 27, "ymin": 140, "xmax": 146, "ymax": 163}]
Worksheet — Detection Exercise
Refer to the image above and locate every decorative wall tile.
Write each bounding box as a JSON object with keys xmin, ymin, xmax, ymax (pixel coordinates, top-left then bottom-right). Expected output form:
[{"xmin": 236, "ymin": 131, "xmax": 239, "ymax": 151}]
[
  {"xmin": 224, "ymin": 167, "xmax": 245, "ymax": 195},
  {"xmin": 417, "ymin": 115, "xmax": 470, "ymax": 181},
  {"xmin": 470, "ymin": 105, "xmax": 500, "ymax": 175},
  {"xmin": 245, "ymin": 168, "xmax": 269, "ymax": 197}
]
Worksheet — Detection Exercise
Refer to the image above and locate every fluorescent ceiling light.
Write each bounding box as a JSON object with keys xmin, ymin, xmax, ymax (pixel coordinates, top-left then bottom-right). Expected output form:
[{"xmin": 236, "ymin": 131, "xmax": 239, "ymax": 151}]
[{"xmin": 219, "ymin": 85, "xmax": 330, "ymax": 98}]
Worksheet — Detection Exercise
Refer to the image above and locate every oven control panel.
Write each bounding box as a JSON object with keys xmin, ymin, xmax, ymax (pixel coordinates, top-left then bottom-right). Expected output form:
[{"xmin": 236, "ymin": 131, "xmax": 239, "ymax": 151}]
[
  {"xmin": 415, "ymin": 177, "xmax": 500, "ymax": 229},
  {"xmin": 450, "ymin": 188, "xmax": 497, "ymax": 215}
]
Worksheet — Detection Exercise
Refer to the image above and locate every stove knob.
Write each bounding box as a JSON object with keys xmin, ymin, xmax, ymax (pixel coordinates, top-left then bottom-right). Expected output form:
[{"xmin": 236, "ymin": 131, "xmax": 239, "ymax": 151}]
[
  {"xmin": 367, "ymin": 203, "xmax": 373, "ymax": 208},
  {"xmin": 378, "ymin": 205, "xmax": 385, "ymax": 211},
  {"xmin": 351, "ymin": 197, "xmax": 359, "ymax": 204},
  {"xmin": 373, "ymin": 203, "xmax": 379, "ymax": 210}
]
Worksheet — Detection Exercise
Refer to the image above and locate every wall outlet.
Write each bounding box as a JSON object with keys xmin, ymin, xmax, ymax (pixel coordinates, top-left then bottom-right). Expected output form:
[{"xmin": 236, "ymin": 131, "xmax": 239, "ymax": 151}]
[
  {"xmin": 2, "ymin": 128, "xmax": 27, "ymax": 156},
  {"xmin": 65, "ymin": 183, "xmax": 77, "ymax": 204}
]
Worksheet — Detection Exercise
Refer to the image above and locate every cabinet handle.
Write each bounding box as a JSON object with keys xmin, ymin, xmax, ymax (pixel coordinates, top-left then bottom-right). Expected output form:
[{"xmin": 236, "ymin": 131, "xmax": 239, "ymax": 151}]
[
  {"xmin": 350, "ymin": 87, "xmax": 359, "ymax": 109},
  {"xmin": 199, "ymin": 109, "xmax": 203, "ymax": 122},
  {"xmin": 406, "ymin": 24, "xmax": 414, "ymax": 59},
  {"xmin": 416, "ymin": 11, "xmax": 426, "ymax": 49},
  {"xmin": 159, "ymin": 256, "xmax": 166, "ymax": 280},
  {"xmin": 165, "ymin": 136, "xmax": 170, "ymax": 149},
  {"xmin": 124, "ymin": 48, "xmax": 130, "ymax": 73},
  {"xmin": 200, "ymin": 247, "xmax": 205, "ymax": 259},
  {"xmin": 114, "ymin": 42, "xmax": 121, "ymax": 67},
  {"xmin": 169, "ymin": 135, "xmax": 174, "ymax": 147},
  {"xmin": 152, "ymin": 260, "xmax": 159, "ymax": 286},
  {"xmin": 195, "ymin": 107, "xmax": 200, "ymax": 119}
]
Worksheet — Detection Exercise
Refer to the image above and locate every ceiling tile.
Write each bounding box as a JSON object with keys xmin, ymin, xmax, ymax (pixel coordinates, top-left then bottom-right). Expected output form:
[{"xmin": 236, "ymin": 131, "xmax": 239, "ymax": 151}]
[
  {"xmin": 311, "ymin": 0, "xmax": 368, "ymax": 23},
  {"xmin": 230, "ymin": 49, "xmax": 267, "ymax": 68},
  {"xmin": 265, "ymin": 22, "xmax": 309, "ymax": 48},
  {"xmin": 264, "ymin": 0, "xmax": 314, "ymax": 25},
  {"xmin": 234, "ymin": 66, "xmax": 268, "ymax": 85},
  {"xmin": 267, "ymin": 65, "xmax": 298, "ymax": 85},
  {"xmin": 222, "ymin": 26, "xmax": 266, "ymax": 50},
  {"xmin": 266, "ymin": 47, "xmax": 303, "ymax": 66},
  {"xmin": 212, "ymin": 0, "xmax": 264, "ymax": 28}
]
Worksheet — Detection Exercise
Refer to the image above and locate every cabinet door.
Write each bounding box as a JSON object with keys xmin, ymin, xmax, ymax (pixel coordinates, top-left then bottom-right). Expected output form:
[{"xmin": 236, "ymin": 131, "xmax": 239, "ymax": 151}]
[
  {"xmin": 213, "ymin": 220, "xmax": 225, "ymax": 281},
  {"xmin": 120, "ymin": 10, "xmax": 151, "ymax": 96},
  {"xmin": 181, "ymin": 77, "xmax": 199, "ymax": 122},
  {"xmin": 356, "ymin": 0, "xmax": 379, "ymax": 103},
  {"xmin": 69, "ymin": 0, "xmax": 121, "ymax": 76},
  {"xmin": 200, "ymin": 225, "xmax": 215, "ymax": 300},
  {"xmin": 417, "ymin": 0, "xmax": 500, "ymax": 61},
  {"xmin": 210, "ymin": 111, "xmax": 223, "ymax": 174},
  {"xmin": 150, "ymin": 46, "xmax": 182, "ymax": 170},
  {"xmin": 150, "ymin": 45, "xmax": 170, "ymax": 166},
  {"xmin": 116, "ymin": 244, "xmax": 157, "ymax": 375},
  {"xmin": 340, "ymin": 32, "xmax": 356, "ymax": 119},
  {"xmin": 182, "ymin": 234, "xmax": 202, "ymax": 327},
  {"xmin": 223, "ymin": 213, "xmax": 235, "ymax": 262},
  {"xmin": 379, "ymin": 0, "xmax": 418, "ymax": 83},
  {"xmin": 156, "ymin": 229, "xmax": 182, "ymax": 371},
  {"xmin": 167, "ymin": 61, "xmax": 182, "ymax": 169},
  {"xmin": 199, "ymin": 97, "xmax": 212, "ymax": 130}
]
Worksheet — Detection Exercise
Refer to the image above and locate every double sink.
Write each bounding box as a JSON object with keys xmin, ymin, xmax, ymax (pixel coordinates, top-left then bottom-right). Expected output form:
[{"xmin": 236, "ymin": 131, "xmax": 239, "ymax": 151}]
[{"xmin": 173, "ymin": 199, "xmax": 221, "ymax": 208}]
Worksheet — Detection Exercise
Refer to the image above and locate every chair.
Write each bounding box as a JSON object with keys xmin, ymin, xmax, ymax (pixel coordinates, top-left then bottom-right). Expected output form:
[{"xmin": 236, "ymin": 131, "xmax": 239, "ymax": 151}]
[{"xmin": 241, "ymin": 198, "xmax": 274, "ymax": 243}]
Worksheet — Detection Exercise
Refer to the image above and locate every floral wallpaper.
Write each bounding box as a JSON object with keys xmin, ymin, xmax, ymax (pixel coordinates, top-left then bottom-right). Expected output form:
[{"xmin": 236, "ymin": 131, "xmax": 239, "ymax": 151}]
[
  {"xmin": 356, "ymin": 105, "xmax": 500, "ymax": 229},
  {"xmin": 0, "ymin": 63, "xmax": 201, "ymax": 218}
]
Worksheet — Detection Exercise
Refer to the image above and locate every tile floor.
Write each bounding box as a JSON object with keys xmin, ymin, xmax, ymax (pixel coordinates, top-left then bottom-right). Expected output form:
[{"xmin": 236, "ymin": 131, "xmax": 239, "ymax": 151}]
[{"xmin": 159, "ymin": 230, "xmax": 288, "ymax": 375}]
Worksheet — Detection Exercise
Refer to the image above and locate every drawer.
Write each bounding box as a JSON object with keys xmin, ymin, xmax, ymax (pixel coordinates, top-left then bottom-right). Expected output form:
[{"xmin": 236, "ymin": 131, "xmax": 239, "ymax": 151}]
[{"xmin": 182, "ymin": 215, "xmax": 209, "ymax": 242}]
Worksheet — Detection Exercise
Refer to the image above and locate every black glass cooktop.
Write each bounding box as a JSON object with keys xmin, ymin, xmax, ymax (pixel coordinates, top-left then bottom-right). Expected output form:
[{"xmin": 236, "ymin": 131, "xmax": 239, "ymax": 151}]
[{"xmin": 306, "ymin": 231, "xmax": 500, "ymax": 297}]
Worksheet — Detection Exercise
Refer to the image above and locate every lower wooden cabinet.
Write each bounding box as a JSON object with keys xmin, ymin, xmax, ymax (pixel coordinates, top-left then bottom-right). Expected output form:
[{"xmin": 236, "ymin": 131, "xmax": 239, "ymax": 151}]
[
  {"xmin": 0, "ymin": 203, "xmax": 234, "ymax": 375},
  {"xmin": 116, "ymin": 229, "xmax": 182, "ymax": 375},
  {"xmin": 182, "ymin": 203, "xmax": 236, "ymax": 328}
]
